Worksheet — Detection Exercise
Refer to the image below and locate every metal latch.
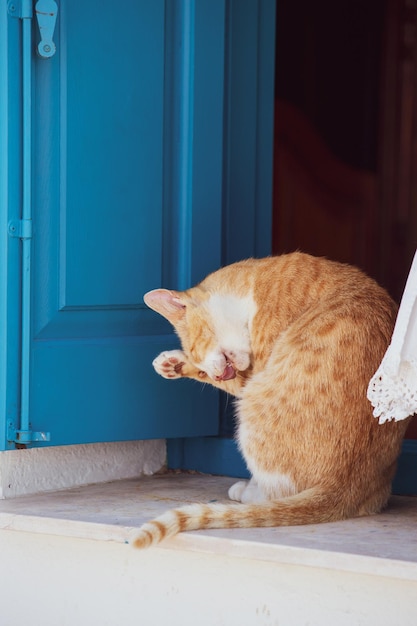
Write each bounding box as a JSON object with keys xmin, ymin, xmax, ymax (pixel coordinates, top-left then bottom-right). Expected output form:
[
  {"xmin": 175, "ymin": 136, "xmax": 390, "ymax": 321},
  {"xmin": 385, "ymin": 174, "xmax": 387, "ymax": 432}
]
[
  {"xmin": 35, "ymin": 0, "xmax": 58, "ymax": 58},
  {"xmin": 8, "ymin": 0, "xmax": 58, "ymax": 59},
  {"xmin": 7, "ymin": 421, "xmax": 51, "ymax": 445}
]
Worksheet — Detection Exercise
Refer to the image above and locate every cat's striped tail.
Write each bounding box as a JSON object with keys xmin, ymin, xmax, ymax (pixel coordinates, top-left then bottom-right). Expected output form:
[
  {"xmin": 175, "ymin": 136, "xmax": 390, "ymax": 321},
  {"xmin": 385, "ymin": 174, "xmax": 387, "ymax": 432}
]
[{"xmin": 131, "ymin": 489, "xmax": 355, "ymax": 549}]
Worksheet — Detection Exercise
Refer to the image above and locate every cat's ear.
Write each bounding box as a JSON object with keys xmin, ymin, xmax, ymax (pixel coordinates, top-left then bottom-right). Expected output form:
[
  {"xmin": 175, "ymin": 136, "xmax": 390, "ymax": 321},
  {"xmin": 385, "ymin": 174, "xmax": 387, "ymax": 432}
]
[{"xmin": 143, "ymin": 289, "xmax": 186, "ymax": 322}]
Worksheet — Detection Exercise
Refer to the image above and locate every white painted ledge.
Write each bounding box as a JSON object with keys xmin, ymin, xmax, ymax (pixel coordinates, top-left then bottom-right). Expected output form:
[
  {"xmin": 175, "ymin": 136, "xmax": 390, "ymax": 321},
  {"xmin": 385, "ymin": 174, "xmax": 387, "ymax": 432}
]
[
  {"xmin": 0, "ymin": 439, "xmax": 166, "ymax": 498},
  {"xmin": 0, "ymin": 473, "xmax": 416, "ymax": 583},
  {"xmin": 1, "ymin": 475, "xmax": 417, "ymax": 626}
]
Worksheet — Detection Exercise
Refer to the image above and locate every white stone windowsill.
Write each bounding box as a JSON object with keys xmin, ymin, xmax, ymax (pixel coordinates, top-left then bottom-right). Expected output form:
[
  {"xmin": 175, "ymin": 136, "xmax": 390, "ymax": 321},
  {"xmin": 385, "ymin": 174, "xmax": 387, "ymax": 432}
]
[{"xmin": 0, "ymin": 473, "xmax": 416, "ymax": 583}]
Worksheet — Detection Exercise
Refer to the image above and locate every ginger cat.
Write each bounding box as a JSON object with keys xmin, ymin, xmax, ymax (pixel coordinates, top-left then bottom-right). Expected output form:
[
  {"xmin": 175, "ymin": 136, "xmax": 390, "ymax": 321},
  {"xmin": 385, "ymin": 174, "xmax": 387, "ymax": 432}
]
[{"xmin": 132, "ymin": 252, "xmax": 411, "ymax": 549}]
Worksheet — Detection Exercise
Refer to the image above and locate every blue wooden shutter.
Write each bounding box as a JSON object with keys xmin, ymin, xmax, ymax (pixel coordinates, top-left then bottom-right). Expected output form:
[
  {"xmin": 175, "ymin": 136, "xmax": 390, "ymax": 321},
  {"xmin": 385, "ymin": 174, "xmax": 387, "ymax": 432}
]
[{"xmin": 0, "ymin": 0, "xmax": 230, "ymax": 449}]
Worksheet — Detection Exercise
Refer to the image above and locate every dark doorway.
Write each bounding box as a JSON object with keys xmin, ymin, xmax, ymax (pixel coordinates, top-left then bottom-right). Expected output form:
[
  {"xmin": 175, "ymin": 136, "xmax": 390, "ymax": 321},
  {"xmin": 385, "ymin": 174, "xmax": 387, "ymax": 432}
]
[
  {"xmin": 273, "ymin": 0, "xmax": 417, "ymax": 301},
  {"xmin": 273, "ymin": 0, "xmax": 417, "ymax": 436}
]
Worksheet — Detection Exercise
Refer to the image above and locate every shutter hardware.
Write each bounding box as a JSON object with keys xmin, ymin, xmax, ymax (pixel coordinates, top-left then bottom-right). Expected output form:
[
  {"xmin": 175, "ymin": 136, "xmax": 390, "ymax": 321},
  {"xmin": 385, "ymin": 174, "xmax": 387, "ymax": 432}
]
[{"xmin": 7, "ymin": 0, "xmax": 53, "ymax": 445}]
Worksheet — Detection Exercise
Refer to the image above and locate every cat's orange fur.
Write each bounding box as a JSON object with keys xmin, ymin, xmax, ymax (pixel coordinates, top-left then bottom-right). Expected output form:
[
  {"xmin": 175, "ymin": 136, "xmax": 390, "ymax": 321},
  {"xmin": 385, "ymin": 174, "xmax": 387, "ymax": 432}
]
[{"xmin": 132, "ymin": 252, "xmax": 411, "ymax": 549}]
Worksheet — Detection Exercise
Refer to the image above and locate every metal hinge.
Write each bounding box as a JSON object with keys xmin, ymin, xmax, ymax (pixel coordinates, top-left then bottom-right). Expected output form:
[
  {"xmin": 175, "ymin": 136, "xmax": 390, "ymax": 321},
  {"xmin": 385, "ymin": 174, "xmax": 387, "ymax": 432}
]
[
  {"xmin": 7, "ymin": 421, "xmax": 51, "ymax": 445},
  {"xmin": 8, "ymin": 219, "xmax": 33, "ymax": 239},
  {"xmin": 7, "ymin": 0, "xmax": 32, "ymax": 19},
  {"xmin": 8, "ymin": 0, "xmax": 58, "ymax": 59}
]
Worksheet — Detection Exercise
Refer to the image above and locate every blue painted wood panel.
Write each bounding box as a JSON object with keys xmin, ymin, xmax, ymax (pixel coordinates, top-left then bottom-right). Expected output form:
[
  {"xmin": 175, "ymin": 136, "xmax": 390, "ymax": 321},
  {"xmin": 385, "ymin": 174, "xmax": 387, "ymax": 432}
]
[{"xmin": 1, "ymin": 0, "xmax": 227, "ymax": 448}]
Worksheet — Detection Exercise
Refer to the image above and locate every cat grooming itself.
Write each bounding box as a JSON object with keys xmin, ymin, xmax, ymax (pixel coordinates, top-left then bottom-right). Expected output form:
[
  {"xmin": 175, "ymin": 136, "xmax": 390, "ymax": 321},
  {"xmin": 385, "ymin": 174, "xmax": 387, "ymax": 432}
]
[{"xmin": 132, "ymin": 253, "xmax": 410, "ymax": 549}]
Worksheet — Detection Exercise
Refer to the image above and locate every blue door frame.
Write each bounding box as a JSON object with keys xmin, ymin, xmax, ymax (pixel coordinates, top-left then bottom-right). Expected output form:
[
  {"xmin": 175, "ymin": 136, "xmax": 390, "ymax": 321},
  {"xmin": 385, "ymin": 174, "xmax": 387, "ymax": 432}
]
[{"xmin": 167, "ymin": 0, "xmax": 278, "ymax": 479}]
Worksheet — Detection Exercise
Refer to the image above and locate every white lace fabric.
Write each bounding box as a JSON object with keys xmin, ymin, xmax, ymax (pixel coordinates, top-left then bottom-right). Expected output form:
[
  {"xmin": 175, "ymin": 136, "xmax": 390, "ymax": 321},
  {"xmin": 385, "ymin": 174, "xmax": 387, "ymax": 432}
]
[{"xmin": 367, "ymin": 251, "xmax": 417, "ymax": 424}]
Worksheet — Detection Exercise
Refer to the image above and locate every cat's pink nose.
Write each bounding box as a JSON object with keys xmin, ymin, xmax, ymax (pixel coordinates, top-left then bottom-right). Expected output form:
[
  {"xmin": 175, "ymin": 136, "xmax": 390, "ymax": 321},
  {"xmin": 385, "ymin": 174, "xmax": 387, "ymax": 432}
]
[{"xmin": 224, "ymin": 350, "xmax": 250, "ymax": 372}]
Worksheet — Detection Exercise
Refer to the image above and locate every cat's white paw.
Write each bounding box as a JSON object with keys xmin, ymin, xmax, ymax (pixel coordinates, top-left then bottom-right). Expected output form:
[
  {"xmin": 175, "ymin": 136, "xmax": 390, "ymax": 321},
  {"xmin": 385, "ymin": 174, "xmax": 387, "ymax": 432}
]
[
  {"xmin": 228, "ymin": 480, "xmax": 249, "ymax": 502},
  {"xmin": 229, "ymin": 478, "xmax": 266, "ymax": 503},
  {"xmin": 152, "ymin": 350, "xmax": 187, "ymax": 379}
]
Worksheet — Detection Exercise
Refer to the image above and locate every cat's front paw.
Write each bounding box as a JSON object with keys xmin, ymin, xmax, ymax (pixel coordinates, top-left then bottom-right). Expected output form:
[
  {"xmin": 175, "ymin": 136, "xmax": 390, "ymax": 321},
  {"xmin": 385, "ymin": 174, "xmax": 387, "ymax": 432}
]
[{"xmin": 152, "ymin": 350, "xmax": 187, "ymax": 379}]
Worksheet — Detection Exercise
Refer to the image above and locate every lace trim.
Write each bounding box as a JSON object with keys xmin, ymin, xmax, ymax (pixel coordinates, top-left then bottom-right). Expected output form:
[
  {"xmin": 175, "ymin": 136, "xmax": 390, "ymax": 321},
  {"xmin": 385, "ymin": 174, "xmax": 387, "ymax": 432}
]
[
  {"xmin": 367, "ymin": 250, "xmax": 417, "ymax": 424},
  {"xmin": 367, "ymin": 357, "xmax": 417, "ymax": 424}
]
